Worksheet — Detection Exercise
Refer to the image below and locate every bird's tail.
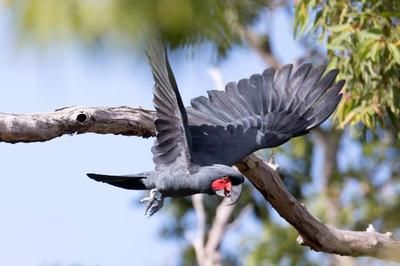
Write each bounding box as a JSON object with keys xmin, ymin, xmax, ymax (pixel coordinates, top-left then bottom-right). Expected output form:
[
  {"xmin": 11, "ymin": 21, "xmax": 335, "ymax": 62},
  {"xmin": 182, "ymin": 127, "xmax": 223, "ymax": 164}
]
[{"xmin": 87, "ymin": 173, "xmax": 151, "ymax": 190}]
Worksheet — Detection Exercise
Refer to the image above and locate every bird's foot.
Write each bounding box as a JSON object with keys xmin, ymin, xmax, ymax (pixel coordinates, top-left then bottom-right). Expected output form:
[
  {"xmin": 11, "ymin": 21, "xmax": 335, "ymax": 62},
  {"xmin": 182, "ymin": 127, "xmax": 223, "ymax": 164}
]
[
  {"xmin": 140, "ymin": 188, "xmax": 164, "ymax": 217},
  {"xmin": 267, "ymin": 150, "xmax": 280, "ymax": 171}
]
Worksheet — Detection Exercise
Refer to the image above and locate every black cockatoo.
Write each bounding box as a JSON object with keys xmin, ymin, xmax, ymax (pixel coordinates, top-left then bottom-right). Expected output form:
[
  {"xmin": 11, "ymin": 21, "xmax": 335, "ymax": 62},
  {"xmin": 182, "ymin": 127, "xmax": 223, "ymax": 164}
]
[{"xmin": 87, "ymin": 37, "xmax": 344, "ymax": 216}]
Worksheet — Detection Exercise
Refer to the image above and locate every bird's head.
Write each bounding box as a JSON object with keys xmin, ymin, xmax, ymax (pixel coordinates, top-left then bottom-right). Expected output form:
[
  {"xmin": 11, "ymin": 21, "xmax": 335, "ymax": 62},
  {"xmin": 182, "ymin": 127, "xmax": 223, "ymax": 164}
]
[{"xmin": 205, "ymin": 165, "xmax": 245, "ymax": 204}]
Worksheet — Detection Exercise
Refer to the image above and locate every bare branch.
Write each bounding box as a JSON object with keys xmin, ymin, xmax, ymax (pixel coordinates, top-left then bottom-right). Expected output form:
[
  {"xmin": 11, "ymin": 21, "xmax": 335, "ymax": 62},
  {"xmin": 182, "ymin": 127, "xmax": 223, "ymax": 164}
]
[
  {"xmin": 226, "ymin": 203, "xmax": 252, "ymax": 232},
  {"xmin": 204, "ymin": 198, "xmax": 235, "ymax": 266},
  {"xmin": 0, "ymin": 106, "xmax": 155, "ymax": 143},
  {"xmin": 228, "ymin": 14, "xmax": 282, "ymax": 69},
  {"xmin": 235, "ymin": 155, "xmax": 400, "ymax": 262},
  {"xmin": 190, "ymin": 197, "xmax": 236, "ymax": 266},
  {"xmin": 1, "ymin": 106, "xmax": 400, "ymax": 262},
  {"xmin": 242, "ymin": 29, "xmax": 282, "ymax": 69},
  {"xmin": 191, "ymin": 194, "xmax": 206, "ymax": 266}
]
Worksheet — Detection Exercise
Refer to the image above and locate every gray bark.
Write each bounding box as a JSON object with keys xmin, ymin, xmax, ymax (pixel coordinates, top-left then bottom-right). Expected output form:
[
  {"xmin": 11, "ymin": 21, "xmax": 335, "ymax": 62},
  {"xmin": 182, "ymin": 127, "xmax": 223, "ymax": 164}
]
[{"xmin": 0, "ymin": 106, "xmax": 155, "ymax": 143}]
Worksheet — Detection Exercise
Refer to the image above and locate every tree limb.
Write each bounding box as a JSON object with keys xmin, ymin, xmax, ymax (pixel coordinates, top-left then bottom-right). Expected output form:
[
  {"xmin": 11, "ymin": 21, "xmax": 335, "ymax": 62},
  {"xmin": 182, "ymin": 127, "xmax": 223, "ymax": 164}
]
[
  {"xmin": 190, "ymin": 195, "xmax": 235, "ymax": 266},
  {"xmin": 203, "ymin": 198, "xmax": 235, "ymax": 266},
  {"xmin": 242, "ymin": 29, "xmax": 282, "ymax": 69},
  {"xmin": 191, "ymin": 194, "xmax": 206, "ymax": 266},
  {"xmin": 0, "ymin": 106, "xmax": 155, "ymax": 143},
  {"xmin": 235, "ymin": 155, "xmax": 400, "ymax": 262},
  {"xmin": 1, "ymin": 106, "xmax": 400, "ymax": 262}
]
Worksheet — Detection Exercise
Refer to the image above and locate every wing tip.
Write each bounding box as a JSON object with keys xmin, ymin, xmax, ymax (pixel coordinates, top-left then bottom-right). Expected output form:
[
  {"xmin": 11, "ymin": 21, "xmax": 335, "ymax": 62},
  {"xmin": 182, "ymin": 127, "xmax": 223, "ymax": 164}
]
[{"xmin": 336, "ymin": 79, "xmax": 346, "ymax": 90}]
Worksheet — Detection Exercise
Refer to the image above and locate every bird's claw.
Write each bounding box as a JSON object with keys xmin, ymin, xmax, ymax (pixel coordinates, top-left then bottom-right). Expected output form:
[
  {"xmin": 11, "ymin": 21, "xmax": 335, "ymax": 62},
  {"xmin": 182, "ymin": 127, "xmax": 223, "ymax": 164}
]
[
  {"xmin": 267, "ymin": 150, "xmax": 280, "ymax": 171},
  {"xmin": 140, "ymin": 188, "xmax": 164, "ymax": 217}
]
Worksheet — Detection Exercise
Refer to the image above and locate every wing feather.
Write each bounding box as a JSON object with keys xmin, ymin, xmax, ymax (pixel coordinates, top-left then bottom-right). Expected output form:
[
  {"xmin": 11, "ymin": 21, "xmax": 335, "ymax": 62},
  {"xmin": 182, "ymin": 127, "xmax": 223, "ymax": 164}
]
[
  {"xmin": 274, "ymin": 64, "xmax": 293, "ymax": 111},
  {"xmin": 226, "ymin": 82, "xmax": 253, "ymax": 117},
  {"xmin": 261, "ymin": 68, "xmax": 276, "ymax": 113},
  {"xmin": 147, "ymin": 36, "xmax": 193, "ymax": 170},
  {"xmin": 187, "ymin": 63, "xmax": 344, "ymax": 166},
  {"xmin": 207, "ymin": 90, "xmax": 236, "ymax": 120}
]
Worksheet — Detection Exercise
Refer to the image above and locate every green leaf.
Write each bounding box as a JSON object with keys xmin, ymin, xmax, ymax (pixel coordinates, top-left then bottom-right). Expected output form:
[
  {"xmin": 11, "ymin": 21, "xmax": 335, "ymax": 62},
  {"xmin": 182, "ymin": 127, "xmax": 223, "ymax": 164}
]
[
  {"xmin": 328, "ymin": 24, "xmax": 352, "ymax": 33},
  {"xmin": 369, "ymin": 42, "xmax": 380, "ymax": 61},
  {"xmin": 388, "ymin": 43, "xmax": 400, "ymax": 64},
  {"xmin": 358, "ymin": 30, "xmax": 381, "ymax": 40},
  {"xmin": 329, "ymin": 31, "xmax": 352, "ymax": 50}
]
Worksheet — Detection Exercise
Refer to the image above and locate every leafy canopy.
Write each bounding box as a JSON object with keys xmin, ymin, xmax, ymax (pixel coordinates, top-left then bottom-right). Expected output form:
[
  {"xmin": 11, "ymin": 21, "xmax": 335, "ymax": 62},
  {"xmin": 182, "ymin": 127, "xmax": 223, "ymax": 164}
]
[
  {"xmin": 10, "ymin": 0, "xmax": 268, "ymax": 55},
  {"xmin": 296, "ymin": 0, "xmax": 400, "ymax": 130}
]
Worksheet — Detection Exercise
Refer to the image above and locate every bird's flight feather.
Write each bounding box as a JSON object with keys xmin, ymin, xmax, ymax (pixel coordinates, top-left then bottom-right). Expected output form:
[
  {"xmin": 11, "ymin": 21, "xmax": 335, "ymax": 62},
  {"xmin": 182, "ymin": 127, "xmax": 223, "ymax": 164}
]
[
  {"xmin": 187, "ymin": 63, "xmax": 344, "ymax": 166},
  {"xmin": 146, "ymin": 36, "xmax": 193, "ymax": 171},
  {"xmin": 87, "ymin": 39, "xmax": 344, "ymax": 217}
]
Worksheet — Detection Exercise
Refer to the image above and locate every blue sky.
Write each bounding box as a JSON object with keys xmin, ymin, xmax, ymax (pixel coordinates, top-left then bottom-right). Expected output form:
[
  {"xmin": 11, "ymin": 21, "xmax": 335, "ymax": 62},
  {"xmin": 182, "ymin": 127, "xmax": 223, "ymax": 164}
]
[{"xmin": 0, "ymin": 7, "xmax": 306, "ymax": 266}]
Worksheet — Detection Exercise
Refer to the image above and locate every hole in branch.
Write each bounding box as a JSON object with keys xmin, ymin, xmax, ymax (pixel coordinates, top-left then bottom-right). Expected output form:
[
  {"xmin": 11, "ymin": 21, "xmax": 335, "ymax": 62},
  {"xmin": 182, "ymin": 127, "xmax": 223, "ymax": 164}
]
[{"xmin": 76, "ymin": 113, "xmax": 88, "ymax": 124}]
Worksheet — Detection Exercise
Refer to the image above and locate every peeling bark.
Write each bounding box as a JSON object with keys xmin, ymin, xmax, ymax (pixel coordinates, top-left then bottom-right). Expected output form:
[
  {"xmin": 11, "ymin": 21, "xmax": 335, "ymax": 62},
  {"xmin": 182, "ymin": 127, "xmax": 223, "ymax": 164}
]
[{"xmin": 1, "ymin": 106, "xmax": 400, "ymax": 262}]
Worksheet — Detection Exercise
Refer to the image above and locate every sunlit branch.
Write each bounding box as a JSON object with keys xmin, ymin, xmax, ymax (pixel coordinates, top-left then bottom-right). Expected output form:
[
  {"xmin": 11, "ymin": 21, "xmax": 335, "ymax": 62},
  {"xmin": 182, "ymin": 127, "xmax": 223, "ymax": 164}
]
[{"xmin": 0, "ymin": 106, "xmax": 155, "ymax": 143}]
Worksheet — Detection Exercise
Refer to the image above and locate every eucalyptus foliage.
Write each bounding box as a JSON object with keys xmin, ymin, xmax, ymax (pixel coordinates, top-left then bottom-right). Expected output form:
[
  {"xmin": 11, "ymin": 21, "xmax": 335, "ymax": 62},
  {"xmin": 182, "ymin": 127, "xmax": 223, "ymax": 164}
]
[{"xmin": 296, "ymin": 0, "xmax": 400, "ymax": 130}]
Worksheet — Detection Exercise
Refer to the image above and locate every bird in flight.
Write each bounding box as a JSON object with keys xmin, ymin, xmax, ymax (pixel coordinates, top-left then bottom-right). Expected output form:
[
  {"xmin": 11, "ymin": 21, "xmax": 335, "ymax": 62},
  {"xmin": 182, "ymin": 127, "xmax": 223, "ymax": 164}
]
[{"xmin": 87, "ymin": 37, "xmax": 344, "ymax": 216}]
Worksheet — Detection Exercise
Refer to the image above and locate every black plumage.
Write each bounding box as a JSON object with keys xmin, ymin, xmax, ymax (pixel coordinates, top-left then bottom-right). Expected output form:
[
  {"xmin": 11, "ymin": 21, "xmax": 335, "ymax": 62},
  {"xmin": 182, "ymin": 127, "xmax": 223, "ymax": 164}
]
[
  {"xmin": 188, "ymin": 63, "xmax": 343, "ymax": 166},
  {"xmin": 87, "ymin": 36, "xmax": 344, "ymax": 216}
]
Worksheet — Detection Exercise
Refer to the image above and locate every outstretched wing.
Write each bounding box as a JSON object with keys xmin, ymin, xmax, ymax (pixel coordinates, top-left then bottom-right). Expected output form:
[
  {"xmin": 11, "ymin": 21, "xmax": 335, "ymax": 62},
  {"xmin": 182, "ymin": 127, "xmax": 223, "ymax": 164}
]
[
  {"xmin": 147, "ymin": 36, "xmax": 193, "ymax": 170},
  {"xmin": 187, "ymin": 64, "xmax": 344, "ymax": 166}
]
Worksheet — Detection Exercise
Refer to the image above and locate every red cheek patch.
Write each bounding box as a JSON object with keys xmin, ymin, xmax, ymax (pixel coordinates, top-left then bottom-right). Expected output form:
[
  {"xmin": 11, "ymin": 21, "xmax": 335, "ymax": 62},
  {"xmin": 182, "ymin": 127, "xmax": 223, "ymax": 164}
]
[{"xmin": 211, "ymin": 177, "xmax": 232, "ymax": 191}]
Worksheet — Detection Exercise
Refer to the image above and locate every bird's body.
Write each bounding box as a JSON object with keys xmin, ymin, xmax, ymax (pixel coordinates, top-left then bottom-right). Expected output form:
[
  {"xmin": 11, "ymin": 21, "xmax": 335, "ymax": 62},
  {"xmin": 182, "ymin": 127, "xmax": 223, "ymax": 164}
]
[
  {"xmin": 89, "ymin": 164, "xmax": 243, "ymax": 198},
  {"xmin": 88, "ymin": 36, "xmax": 344, "ymax": 216}
]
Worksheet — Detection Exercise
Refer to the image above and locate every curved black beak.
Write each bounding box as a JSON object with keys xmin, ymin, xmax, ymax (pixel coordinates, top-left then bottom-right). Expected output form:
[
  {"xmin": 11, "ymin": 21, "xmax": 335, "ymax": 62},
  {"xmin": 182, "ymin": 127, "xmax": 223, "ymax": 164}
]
[{"xmin": 215, "ymin": 183, "xmax": 243, "ymax": 205}]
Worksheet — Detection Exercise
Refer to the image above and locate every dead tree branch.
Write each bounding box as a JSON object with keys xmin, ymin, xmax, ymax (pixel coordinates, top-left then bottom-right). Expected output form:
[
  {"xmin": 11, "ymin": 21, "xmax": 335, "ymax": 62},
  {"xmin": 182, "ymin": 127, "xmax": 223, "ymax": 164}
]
[
  {"xmin": 190, "ymin": 195, "xmax": 236, "ymax": 266},
  {"xmin": 204, "ymin": 199, "xmax": 235, "ymax": 266},
  {"xmin": 0, "ymin": 106, "xmax": 155, "ymax": 143},
  {"xmin": 1, "ymin": 106, "xmax": 400, "ymax": 262},
  {"xmin": 242, "ymin": 29, "xmax": 282, "ymax": 69},
  {"xmin": 191, "ymin": 194, "xmax": 206, "ymax": 266},
  {"xmin": 235, "ymin": 155, "xmax": 400, "ymax": 262}
]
